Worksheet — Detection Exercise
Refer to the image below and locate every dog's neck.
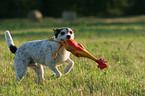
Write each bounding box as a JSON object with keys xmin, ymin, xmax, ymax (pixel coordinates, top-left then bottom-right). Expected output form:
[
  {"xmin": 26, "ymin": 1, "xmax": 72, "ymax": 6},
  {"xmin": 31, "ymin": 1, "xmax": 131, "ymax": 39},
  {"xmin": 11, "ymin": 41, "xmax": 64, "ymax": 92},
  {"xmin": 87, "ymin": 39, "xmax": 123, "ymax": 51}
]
[
  {"xmin": 53, "ymin": 36, "xmax": 60, "ymax": 41},
  {"xmin": 48, "ymin": 37, "xmax": 70, "ymax": 59},
  {"xmin": 48, "ymin": 37, "xmax": 62, "ymax": 44}
]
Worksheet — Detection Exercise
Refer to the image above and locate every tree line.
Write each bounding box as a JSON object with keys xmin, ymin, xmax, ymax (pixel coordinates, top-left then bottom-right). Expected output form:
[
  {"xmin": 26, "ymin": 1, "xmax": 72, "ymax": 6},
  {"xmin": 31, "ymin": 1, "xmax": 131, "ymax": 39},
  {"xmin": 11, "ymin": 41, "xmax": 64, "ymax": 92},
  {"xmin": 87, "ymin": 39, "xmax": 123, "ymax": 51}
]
[{"xmin": 0, "ymin": 0, "xmax": 145, "ymax": 18}]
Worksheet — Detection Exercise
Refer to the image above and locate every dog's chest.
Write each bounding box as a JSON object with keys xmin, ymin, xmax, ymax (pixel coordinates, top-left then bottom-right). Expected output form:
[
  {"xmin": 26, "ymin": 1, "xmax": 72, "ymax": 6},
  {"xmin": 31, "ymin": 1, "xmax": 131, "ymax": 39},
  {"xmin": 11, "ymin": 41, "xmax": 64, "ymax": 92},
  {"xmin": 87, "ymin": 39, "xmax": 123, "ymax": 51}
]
[{"xmin": 55, "ymin": 47, "xmax": 70, "ymax": 64}]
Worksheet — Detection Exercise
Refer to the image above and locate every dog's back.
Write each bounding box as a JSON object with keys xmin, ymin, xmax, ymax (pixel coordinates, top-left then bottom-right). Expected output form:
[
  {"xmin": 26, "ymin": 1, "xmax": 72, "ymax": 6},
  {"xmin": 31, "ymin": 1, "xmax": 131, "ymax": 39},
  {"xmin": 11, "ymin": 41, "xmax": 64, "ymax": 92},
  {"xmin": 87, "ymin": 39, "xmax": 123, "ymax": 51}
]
[{"xmin": 16, "ymin": 39, "xmax": 63, "ymax": 64}]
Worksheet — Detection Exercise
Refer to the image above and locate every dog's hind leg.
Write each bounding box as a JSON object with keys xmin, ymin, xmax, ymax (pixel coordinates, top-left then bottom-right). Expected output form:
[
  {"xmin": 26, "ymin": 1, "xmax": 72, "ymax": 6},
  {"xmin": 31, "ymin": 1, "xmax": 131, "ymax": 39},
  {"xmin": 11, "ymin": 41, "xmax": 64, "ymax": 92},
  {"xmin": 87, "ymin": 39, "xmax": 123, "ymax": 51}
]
[
  {"xmin": 29, "ymin": 63, "xmax": 45, "ymax": 81},
  {"xmin": 14, "ymin": 57, "xmax": 28, "ymax": 82},
  {"xmin": 64, "ymin": 58, "xmax": 74, "ymax": 74}
]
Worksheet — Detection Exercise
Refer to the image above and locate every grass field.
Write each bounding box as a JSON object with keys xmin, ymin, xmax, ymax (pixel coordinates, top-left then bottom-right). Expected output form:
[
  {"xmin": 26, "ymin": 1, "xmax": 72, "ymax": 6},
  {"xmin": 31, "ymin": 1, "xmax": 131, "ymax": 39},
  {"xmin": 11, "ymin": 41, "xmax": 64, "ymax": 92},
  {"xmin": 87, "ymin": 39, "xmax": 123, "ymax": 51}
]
[{"xmin": 0, "ymin": 16, "xmax": 145, "ymax": 96}]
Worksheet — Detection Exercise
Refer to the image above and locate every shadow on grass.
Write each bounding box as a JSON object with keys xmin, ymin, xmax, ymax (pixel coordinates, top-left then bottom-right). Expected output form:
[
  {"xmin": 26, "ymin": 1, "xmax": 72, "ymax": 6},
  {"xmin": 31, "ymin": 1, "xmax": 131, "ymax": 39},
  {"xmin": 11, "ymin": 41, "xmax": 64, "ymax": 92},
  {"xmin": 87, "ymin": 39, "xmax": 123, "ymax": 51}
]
[{"xmin": 1, "ymin": 17, "xmax": 145, "ymax": 32}]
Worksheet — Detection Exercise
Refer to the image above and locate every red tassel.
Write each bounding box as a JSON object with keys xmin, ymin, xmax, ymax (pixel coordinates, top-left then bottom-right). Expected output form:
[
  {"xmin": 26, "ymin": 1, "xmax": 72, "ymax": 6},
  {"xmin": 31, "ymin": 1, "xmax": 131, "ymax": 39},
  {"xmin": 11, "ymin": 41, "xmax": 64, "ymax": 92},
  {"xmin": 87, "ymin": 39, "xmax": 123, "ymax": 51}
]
[{"xmin": 96, "ymin": 58, "xmax": 108, "ymax": 69}]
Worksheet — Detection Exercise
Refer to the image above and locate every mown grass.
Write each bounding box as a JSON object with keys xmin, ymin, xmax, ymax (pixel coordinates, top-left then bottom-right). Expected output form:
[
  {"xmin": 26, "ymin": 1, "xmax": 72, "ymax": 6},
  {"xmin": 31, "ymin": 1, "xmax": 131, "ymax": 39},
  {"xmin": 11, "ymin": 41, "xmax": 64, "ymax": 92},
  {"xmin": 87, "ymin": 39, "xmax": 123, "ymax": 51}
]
[{"xmin": 0, "ymin": 16, "xmax": 145, "ymax": 96}]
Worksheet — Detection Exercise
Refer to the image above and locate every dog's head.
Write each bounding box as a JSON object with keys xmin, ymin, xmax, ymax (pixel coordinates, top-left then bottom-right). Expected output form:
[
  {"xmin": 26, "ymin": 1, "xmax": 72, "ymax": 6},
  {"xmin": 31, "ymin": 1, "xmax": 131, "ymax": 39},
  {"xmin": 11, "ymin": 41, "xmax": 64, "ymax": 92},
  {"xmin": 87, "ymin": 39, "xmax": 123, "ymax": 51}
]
[{"xmin": 53, "ymin": 28, "xmax": 74, "ymax": 41}]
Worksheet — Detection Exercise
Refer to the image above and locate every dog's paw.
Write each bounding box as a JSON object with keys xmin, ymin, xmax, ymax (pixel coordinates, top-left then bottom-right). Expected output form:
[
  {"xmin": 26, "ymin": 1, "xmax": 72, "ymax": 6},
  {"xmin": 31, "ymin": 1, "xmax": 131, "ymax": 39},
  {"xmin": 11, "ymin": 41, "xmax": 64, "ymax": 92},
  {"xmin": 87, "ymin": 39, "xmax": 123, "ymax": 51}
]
[
  {"xmin": 56, "ymin": 73, "xmax": 62, "ymax": 78},
  {"xmin": 51, "ymin": 74, "xmax": 55, "ymax": 77},
  {"xmin": 51, "ymin": 73, "xmax": 62, "ymax": 78}
]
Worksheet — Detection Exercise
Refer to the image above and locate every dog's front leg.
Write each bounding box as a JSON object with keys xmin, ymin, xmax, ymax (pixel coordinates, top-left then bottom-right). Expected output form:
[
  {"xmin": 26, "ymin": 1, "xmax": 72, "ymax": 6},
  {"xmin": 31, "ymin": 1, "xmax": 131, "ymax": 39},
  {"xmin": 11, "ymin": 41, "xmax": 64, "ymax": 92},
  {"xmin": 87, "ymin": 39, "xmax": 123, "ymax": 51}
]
[
  {"xmin": 47, "ymin": 60, "xmax": 62, "ymax": 78},
  {"xmin": 64, "ymin": 58, "xmax": 74, "ymax": 74}
]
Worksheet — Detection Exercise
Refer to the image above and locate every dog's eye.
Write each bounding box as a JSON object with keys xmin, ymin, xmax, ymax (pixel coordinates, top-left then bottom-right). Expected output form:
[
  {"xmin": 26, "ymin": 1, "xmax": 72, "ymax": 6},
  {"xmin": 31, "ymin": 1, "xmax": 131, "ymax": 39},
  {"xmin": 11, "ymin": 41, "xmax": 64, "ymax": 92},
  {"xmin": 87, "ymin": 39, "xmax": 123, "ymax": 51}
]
[
  {"xmin": 61, "ymin": 32, "xmax": 65, "ymax": 35},
  {"xmin": 70, "ymin": 31, "xmax": 73, "ymax": 34}
]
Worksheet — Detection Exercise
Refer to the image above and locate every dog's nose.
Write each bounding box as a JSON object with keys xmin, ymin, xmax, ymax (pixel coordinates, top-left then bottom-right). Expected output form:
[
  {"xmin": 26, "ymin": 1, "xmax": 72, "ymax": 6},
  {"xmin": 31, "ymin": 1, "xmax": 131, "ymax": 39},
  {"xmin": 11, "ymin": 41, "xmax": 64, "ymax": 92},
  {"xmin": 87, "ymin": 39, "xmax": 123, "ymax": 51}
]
[{"xmin": 66, "ymin": 35, "xmax": 71, "ymax": 39}]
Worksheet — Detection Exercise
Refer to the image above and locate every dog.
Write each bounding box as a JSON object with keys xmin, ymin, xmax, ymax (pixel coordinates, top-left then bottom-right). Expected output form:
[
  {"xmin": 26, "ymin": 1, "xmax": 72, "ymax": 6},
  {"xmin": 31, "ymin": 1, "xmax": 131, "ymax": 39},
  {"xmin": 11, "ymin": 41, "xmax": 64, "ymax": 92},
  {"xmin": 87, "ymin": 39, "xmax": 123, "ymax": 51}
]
[{"xmin": 5, "ymin": 28, "xmax": 75, "ymax": 82}]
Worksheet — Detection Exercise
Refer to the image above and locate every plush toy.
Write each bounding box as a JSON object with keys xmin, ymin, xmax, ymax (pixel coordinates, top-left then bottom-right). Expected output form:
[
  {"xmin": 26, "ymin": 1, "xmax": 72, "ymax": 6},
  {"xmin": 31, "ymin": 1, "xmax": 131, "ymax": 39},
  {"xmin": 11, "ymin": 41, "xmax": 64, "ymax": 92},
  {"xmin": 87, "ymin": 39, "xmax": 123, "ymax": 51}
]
[{"xmin": 49, "ymin": 38, "xmax": 108, "ymax": 69}]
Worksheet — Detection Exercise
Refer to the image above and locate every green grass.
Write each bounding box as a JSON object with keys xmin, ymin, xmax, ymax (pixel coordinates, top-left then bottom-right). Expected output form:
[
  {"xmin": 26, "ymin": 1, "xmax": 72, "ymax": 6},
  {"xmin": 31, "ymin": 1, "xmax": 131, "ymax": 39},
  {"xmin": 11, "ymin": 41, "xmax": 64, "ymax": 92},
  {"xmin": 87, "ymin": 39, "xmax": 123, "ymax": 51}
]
[{"xmin": 0, "ymin": 16, "xmax": 145, "ymax": 95}]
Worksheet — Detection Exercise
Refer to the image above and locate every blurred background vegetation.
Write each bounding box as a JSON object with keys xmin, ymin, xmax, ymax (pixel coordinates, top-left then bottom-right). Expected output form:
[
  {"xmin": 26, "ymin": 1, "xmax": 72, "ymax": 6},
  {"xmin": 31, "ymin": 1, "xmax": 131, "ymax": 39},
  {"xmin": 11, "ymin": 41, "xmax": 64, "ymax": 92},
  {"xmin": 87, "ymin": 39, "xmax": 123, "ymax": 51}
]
[{"xmin": 0, "ymin": 0, "xmax": 145, "ymax": 18}]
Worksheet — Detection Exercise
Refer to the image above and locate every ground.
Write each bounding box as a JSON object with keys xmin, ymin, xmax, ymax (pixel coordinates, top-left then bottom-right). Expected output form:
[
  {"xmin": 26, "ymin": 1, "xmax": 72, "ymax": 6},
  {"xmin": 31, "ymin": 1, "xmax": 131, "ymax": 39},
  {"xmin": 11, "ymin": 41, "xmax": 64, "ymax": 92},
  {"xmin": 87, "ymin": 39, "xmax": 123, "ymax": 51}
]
[{"xmin": 0, "ymin": 16, "xmax": 145, "ymax": 95}]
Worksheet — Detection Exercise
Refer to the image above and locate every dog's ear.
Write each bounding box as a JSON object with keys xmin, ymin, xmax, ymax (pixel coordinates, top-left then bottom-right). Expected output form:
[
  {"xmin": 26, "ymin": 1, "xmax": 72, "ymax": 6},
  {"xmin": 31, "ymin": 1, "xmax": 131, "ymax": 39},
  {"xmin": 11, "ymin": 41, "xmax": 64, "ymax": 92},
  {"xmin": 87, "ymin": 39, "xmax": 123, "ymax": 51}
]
[{"xmin": 53, "ymin": 28, "xmax": 61, "ymax": 38}]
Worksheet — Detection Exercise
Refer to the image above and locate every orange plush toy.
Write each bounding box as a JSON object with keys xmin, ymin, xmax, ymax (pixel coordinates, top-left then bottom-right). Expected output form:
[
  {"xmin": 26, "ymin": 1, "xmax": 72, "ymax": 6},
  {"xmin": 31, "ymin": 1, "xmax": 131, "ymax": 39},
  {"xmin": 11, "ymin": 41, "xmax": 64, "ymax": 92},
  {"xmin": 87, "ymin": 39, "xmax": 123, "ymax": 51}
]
[{"xmin": 49, "ymin": 38, "xmax": 108, "ymax": 69}]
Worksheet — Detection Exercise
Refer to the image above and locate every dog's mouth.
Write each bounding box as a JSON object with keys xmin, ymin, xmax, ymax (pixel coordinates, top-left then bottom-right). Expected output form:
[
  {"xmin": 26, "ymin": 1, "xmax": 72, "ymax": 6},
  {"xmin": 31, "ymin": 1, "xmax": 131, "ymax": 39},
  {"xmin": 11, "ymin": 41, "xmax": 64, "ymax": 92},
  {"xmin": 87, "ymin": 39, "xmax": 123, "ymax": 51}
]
[
  {"xmin": 61, "ymin": 39, "xmax": 64, "ymax": 41},
  {"xmin": 61, "ymin": 38, "xmax": 71, "ymax": 41}
]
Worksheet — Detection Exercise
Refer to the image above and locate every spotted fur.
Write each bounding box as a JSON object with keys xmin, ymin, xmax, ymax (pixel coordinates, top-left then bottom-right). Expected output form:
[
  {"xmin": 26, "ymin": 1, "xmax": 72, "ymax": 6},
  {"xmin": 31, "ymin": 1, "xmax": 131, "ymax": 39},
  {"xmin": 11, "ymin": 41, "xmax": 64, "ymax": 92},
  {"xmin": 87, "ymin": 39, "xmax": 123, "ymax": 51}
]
[{"xmin": 5, "ymin": 28, "xmax": 74, "ymax": 82}]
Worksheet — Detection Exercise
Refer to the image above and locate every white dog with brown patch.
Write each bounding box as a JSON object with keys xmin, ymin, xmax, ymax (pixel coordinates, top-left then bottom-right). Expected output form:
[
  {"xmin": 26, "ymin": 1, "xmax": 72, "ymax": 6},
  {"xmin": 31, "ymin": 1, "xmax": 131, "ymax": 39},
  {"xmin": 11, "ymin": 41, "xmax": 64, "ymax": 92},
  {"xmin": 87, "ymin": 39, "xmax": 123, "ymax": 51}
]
[{"xmin": 5, "ymin": 28, "xmax": 74, "ymax": 82}]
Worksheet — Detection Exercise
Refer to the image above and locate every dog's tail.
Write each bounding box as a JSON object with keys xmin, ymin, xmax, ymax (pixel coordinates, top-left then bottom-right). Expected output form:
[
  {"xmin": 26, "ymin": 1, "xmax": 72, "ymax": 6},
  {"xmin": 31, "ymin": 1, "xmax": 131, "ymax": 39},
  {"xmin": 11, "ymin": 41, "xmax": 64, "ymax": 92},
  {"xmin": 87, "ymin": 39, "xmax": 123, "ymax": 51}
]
[{"xmin": 5, "ymin": 30, "xmax": 17, "ymax": 54}]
